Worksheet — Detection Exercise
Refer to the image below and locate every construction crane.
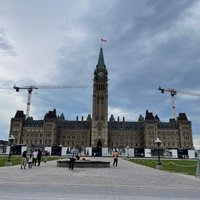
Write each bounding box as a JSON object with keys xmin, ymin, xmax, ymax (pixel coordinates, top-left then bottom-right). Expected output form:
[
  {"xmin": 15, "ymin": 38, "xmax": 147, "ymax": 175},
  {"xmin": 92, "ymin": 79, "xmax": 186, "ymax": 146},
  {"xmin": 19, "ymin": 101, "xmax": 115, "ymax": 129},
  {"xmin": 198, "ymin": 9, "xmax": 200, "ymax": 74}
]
[
  {"xmin": 158, "ymin": 86, "xmax": 200, "ymax": 119},
  {"xmin": 13, "ymin": 84, "xmax": 88, "ymax": 118}
]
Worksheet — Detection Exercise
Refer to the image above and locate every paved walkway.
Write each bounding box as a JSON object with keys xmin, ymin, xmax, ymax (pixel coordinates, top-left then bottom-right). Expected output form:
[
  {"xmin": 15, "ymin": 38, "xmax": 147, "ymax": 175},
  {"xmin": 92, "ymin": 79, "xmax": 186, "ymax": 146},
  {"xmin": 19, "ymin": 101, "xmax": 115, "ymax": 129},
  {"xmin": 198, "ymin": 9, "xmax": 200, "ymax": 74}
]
[{"xmin": 0, "ymin": 157, "xmax": 200, "ymax": 200}]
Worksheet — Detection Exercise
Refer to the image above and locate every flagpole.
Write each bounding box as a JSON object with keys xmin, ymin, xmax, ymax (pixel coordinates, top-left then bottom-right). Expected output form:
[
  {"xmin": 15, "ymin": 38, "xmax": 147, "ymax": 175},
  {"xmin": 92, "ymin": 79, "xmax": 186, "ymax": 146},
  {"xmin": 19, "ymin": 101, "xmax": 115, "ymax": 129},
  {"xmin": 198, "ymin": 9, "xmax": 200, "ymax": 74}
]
[
  {"xmin": 100, "ymin": 38, "xmax": 107, "ymax": 48},
  {"xmin": 100, "ymin": 40, "xmax": 103, "ymax": 48}
]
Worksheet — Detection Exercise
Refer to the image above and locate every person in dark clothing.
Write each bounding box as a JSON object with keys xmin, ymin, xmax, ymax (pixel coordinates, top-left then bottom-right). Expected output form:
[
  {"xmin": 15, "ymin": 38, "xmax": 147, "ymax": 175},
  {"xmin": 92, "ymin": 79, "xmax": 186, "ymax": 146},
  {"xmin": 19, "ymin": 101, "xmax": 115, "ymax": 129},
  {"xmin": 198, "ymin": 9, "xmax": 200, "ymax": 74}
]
[
  {"xmin": 37, "ymin": 149, "xmax": 42, "ymax": 166},
  {"xmin": 43, "ymin": 150, "xmax": 48, "ymax": 163},
  {"xmin": 69, "ymin": 147, "xmax": 76, "ymax": 170}
]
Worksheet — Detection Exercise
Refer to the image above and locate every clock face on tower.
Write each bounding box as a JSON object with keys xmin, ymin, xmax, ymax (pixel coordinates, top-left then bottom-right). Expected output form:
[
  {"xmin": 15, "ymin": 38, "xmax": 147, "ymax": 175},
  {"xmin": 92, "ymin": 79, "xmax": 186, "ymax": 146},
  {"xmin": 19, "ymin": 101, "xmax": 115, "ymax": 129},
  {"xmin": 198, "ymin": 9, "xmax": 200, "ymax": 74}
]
[{"xmin": 98, "ymin": 72, "xmax": 104, "ymax": 79}]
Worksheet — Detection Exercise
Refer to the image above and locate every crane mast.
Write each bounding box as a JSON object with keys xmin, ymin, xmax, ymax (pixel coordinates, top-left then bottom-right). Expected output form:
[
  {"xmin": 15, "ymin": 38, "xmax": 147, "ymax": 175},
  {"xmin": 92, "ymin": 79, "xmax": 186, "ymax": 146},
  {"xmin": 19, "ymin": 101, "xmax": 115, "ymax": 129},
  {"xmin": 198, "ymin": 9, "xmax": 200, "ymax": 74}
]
[
  {"xmin": 158, "ymin": 86, "xmax": 200, "ymax": 119},
  {"xmin": 13, "ymin": 84, "xmax": 87, "ymax": 118},
  {"xmin": 158, "ymin": 86, "xmax": 177, "ymax": 119},
  {"xmin": 27, "ymin": 88, "xmax": 33, "ymax": 118}
]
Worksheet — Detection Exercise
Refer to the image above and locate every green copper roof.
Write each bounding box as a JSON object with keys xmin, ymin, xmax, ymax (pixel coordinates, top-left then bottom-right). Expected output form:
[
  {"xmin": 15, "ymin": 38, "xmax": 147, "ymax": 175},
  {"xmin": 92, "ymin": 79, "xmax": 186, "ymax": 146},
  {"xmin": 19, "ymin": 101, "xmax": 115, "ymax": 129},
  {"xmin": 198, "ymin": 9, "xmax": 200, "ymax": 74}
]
[{"xmin": 97, "ymin": 48, "xmax": 106, "ymax": 69}]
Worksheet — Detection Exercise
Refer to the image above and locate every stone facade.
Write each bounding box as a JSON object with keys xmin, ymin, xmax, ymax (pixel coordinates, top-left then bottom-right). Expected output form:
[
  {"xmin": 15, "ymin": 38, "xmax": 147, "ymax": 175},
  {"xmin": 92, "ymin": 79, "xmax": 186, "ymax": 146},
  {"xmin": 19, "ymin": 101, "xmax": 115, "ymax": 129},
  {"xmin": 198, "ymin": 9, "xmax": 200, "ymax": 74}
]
[
  {"xmin": 9, "ymin": 48, "xmax": 194, "ymax": 154},
  {"xmin": 91, "ymin": 48, "xmax": 108, "ymax": 148}
]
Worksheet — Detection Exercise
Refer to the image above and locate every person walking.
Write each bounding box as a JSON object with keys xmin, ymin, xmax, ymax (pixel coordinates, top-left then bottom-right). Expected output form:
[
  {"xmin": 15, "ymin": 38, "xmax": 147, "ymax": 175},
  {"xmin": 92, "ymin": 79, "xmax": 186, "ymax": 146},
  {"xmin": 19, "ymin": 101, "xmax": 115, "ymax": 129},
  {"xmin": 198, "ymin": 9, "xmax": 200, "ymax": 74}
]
[
  {"xmin": 37, "ymin": 149, "xmax": 42, "ymax": 166},
  {"xmin": 113, "ymin": 149, "xmax": 119, "ymax": 167},
  {"xmin": 43, "ymin": 150, "xmax": 48, "ymax": 163},
  {"xmin": 28, "ymin": 153, "xmax": 33, "ymax": 168},
  {"xmin": 32, "ymin": 149, "xmax": 38, "ymax": 166},
  {"xmin": 69, "ymin": 147, "xmax": 76, "ymax": 170},
  {"xmin": 20, "ymin": 151, "xmax": 27, "ymax": 169},
  {"xmin": 93, "ymin": 152, "xmax": 96, "ymax": 159}
]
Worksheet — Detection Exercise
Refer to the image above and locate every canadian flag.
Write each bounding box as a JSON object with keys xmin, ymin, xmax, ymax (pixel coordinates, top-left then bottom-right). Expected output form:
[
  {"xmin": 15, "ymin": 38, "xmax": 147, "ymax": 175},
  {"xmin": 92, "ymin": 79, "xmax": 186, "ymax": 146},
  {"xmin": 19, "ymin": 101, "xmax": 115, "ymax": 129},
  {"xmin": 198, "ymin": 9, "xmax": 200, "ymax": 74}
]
[{"xmin": 101, "ymin": 38, "xmax": 107, "ymax": 42}]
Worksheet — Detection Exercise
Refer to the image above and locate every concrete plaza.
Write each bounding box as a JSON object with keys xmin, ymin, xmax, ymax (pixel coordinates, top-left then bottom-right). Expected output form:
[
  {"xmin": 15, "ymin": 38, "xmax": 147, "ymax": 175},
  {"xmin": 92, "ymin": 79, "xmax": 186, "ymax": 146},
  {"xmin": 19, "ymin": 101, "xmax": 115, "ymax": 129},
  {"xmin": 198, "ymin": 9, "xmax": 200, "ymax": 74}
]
[{"xmin": 0, "ymin": 157, "xmax": 200, "ymax": 200}]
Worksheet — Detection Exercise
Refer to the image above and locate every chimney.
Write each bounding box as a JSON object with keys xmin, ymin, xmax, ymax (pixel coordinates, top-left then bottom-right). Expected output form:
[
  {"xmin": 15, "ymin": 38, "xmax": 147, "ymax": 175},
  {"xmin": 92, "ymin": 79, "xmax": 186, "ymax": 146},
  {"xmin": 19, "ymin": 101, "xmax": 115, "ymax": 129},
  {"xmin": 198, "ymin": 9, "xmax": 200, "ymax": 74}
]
[
  {"xmin": 82, "ymin": 116, "xmax": 84, "ymax": 121},
  {"xmin": 118, "ymin": 117, "xmax": 120, "ymax": 122}
]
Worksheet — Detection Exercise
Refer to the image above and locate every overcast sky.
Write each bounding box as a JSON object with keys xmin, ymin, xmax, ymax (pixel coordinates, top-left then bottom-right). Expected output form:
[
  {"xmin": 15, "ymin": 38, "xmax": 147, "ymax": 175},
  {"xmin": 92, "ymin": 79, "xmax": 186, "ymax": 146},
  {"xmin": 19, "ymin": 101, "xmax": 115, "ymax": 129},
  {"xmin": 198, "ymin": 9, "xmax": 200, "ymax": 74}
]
[{"xmin": 0, "ymin": 0, "xmax": 200, "ymax": 149}]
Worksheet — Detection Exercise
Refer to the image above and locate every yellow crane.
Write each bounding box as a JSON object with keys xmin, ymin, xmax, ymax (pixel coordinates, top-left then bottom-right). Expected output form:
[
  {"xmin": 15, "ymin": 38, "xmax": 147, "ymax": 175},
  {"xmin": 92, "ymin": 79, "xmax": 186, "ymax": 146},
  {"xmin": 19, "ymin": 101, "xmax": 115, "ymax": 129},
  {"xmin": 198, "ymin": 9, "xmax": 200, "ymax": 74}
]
[{"xmin": 13, "ymin": 84, "xmax": 88, "ymax": 118}]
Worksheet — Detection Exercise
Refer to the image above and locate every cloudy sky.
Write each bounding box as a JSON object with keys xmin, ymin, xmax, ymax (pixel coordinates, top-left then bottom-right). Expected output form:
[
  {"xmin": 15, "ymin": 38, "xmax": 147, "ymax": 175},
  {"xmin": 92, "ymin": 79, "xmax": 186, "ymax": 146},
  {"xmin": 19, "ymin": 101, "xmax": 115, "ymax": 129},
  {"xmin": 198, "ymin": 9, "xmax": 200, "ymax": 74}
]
[{"xmin": 0, "ymin": 0, "xmax": 200, "ymax": 148}]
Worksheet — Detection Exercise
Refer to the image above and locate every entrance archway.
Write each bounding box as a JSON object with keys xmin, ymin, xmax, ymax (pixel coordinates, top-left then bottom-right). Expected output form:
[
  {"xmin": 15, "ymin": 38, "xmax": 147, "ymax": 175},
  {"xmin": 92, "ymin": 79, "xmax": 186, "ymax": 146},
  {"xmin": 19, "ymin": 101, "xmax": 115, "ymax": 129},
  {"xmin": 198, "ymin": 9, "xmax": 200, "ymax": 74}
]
[
  {"xmin": 97, "ymin": 141, "xmax": 102, "ymax": 148},
  {"xmin": 92, "ymin": 140, "xmax": 103, "ymax": 156}
]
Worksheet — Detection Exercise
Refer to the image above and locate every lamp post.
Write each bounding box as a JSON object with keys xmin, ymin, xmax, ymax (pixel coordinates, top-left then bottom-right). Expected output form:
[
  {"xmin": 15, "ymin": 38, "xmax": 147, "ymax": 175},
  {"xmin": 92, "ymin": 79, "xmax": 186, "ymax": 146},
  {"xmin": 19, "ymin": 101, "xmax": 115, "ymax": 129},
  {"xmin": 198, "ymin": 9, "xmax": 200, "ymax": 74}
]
[
  {"xmin": 59, "ymin": 144, "xmax": 62, "ymax": 157},
  {"xmin": 155, "ymin": 138, "xmax": 161, "ymax": 166},
  {"xmin": 127, "ymin": 146, "xmax": 129, "ymax": 159},
  {"xmin": 8, "ymin": 135, "xmax": 15, "ymax": 162}
]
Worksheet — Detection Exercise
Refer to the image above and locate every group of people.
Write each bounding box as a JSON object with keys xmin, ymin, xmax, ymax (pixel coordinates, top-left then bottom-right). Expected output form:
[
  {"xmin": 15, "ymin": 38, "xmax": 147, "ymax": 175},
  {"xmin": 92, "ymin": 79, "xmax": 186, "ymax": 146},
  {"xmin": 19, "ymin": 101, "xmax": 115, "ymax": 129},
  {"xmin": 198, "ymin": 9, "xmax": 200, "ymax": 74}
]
[
  {"xmin": 68, "ymin": 147, "xmax": 120, "ymax": 170},
  {"xmin": 21, "ymin": 147, "xmax": 120, "ymax": 170},
  {"xmin": 20, "ymin": 149, "xmax": 48, "ymax": 169}
]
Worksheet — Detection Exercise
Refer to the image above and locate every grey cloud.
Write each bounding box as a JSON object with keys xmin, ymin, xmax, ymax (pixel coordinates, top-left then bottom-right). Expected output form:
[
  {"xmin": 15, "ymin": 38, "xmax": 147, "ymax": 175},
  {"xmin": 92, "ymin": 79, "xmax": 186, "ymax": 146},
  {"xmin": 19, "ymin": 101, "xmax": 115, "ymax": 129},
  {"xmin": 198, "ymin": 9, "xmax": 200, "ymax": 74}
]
[{"xmin": 0, "ymin": 27, "xmax": 16, "ymax": 55}]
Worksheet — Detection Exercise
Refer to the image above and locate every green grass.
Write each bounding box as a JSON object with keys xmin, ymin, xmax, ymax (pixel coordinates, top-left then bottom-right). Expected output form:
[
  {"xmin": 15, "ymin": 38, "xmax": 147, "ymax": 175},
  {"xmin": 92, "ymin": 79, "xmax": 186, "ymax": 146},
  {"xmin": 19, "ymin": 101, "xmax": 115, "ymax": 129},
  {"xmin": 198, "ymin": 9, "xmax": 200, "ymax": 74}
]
[
  {"xmin": 0, "ymin": 155, "xmax": 22, "ymax": 166},
  {"xmin": 130, "ymin": 158, "xmax": 198, "ymax": 176},
  {"xmin": 0, "ymin": 155, "xmax": 62, "ymax": 167}
]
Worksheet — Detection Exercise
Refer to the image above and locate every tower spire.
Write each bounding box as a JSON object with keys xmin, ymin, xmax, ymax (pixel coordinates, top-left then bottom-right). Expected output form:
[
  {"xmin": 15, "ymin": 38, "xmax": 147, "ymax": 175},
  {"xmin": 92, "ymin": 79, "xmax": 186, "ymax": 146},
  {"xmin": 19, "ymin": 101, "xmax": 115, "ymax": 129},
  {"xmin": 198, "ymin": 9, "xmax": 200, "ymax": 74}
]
[{"xmin": 97, "ymin": 48, "xmax": 106, "ymax": 70}]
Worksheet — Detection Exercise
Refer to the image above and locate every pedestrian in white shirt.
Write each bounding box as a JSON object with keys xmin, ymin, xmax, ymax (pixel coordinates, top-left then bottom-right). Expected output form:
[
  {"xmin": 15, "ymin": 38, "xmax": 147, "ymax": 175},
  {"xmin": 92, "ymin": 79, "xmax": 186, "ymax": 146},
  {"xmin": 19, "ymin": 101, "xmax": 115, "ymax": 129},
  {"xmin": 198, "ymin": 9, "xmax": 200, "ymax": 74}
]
[{"xmin": 32, "ymin": 150, "xmax": 38, "ymax": 166}]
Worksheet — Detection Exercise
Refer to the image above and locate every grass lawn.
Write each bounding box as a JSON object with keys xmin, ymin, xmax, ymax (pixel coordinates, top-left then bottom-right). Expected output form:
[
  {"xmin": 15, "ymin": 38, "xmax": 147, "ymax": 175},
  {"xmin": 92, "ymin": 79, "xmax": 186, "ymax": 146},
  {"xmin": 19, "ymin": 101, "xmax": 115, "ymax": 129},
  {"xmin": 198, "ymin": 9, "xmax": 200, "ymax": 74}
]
[
  {"xmin": 0, "ymin": 155, "xmax": 62, "ymax": 167},
  {"xmin": 130, "ymin": 158, "xmax": 198, "ymax": 176},
  {"xmin": 0, "ymin": 155, "xmax": 22, "ymax": 166}
]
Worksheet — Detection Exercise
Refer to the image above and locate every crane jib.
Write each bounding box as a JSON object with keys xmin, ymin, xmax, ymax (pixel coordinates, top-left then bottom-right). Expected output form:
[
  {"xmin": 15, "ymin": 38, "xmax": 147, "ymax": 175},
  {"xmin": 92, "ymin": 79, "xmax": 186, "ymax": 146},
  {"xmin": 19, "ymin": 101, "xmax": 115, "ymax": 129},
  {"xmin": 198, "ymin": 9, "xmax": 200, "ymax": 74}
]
[{"xmin": 12, "ymin": 84, "xmax": 88, "ymax": 118}]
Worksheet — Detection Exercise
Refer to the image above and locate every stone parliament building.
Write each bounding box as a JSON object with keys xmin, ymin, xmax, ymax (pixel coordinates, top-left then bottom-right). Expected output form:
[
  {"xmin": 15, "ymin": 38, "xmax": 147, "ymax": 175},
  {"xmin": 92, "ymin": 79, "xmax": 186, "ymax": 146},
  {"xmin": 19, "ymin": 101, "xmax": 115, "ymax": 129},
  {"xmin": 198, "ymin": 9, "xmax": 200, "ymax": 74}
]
[{"xmin": 9, "ymin": 48, "xmax": 194, "ymax": 157}]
